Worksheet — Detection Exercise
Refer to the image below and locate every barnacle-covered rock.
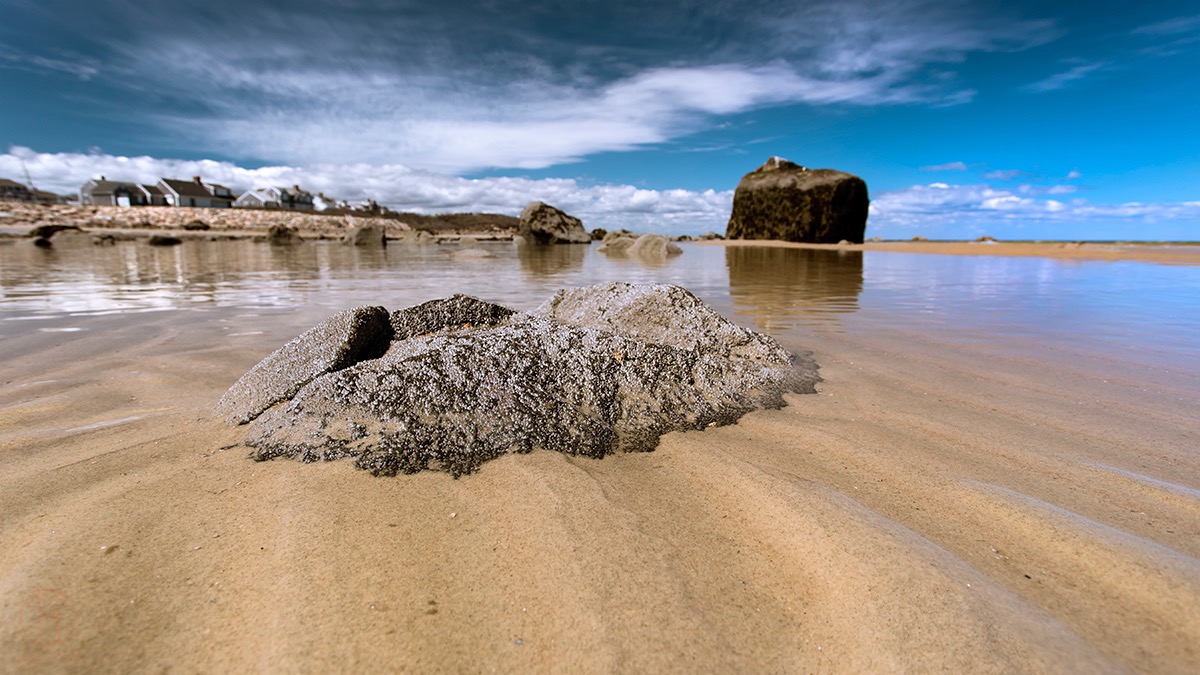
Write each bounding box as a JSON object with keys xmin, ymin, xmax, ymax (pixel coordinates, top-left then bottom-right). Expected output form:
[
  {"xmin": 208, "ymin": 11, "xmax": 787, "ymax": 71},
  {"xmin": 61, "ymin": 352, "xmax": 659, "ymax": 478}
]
[
  {"xmin": 223, "ymin": 283, "xmax": 820, "ymax": 476},
  {"xmin": 216, "ymin": 306, "xmax": 393, "ymax": 424}
]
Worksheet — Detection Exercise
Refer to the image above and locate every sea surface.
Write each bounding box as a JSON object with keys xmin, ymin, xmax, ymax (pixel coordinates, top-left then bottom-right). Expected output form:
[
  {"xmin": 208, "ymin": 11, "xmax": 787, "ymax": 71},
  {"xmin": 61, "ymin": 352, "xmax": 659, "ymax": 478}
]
[{"xmin": 1, "ymin": 238, "xmax": 1197, "ymax": 376}]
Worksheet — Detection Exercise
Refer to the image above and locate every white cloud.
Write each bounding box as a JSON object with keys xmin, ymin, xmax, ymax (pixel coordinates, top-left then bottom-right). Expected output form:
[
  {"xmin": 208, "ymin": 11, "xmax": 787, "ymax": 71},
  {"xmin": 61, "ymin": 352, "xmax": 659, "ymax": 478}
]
[
  {"xmin": 1066, "ymin": 169, "xmax": 1082, "ymax": 180},
  {"xmin": 14, "ymin": 148, "xmax": 1193, "ymax": 241},
  {"xmin": 135, "ymin": 60, "xmax": 965, "ymax": 173},
  {"xmin": 45, "ymin": 0, "xmax": 1059, "ymax": 173},
  {"xmin": 1, "ymin": 146, "xmax": 733, "ymax": 234},
  {"xmin": 870, "ymin": 182, "xmax": 1200, "ymax": 239}
]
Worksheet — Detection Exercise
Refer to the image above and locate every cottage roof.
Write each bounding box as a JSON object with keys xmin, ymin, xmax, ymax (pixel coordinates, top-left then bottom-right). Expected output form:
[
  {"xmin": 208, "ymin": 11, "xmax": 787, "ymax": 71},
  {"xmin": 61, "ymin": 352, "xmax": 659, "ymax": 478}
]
[
  {"xmin": 160, "ymin": 178, "xmax": 212, "ymax": 198},
  {"xmin": 279, "ymin": 186, "xmax": 314, "ymax": 201},
  {"xmin": 141, "ymin": 184, "xmax": 165, "ymax": 196},
  {"xmin": 0, "ymin": 178, "xmax": 29, "ymax": 189},
  {"xmin": 85, "ymin": 180, "xmax": 141, "ymax": 195}
]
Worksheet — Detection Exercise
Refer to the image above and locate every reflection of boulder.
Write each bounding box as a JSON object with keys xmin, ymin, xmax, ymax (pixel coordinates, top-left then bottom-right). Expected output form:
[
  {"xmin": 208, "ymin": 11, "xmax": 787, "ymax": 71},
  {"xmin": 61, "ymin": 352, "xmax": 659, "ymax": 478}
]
[
  {"xmin": 225, "ymin": 283, "xmax": 818, "ymax": 476},
  {"xmin": 726, "ymin": 157, "xmax": 869, "ymax": 243},
  {"xmin": 726, "ymin": 246, "xmax": 863, "ymax": 331},
  {"xmin": 266, "ymin": 224, "xmax": 303, "ymax": 246},
  {"xmin": 518, "ymin": 202, "xmax": 591, "ymax": 244},
  {"xmin": 516, "ymin": 240, "xmax": 586, "ymax": 278}
]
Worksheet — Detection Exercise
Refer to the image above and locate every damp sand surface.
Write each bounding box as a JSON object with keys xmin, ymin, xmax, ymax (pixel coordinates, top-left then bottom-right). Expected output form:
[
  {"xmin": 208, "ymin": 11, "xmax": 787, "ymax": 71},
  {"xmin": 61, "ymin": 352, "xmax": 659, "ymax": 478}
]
[{"xmin": 1, "ymin": 238, "xmax": 1198, "ymax": 673}]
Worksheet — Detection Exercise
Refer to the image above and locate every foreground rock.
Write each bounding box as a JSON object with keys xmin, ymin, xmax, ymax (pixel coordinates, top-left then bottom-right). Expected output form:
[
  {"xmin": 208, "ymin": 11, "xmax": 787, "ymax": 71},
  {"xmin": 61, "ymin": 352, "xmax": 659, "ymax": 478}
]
[
  {"xmin": 726, "ymin": 156, "xmax": 869, "ymax": 243},
  {"xmin": 223, "ymin": 283, "xmax": 819, "ymax": 476},
  {"xmin": 518, "ymin": 201, "xmax": 591, "ymax": 244},
  {"xmin": 216, "ymin": 307, "xmax": 393, "ymax": 424}
]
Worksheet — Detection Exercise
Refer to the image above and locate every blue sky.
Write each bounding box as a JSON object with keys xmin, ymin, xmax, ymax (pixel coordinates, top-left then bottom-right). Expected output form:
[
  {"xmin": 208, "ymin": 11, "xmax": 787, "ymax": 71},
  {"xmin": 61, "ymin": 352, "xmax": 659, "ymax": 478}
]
[{"xmin": 1, "ymin": 0, "xmax": 1198, "ymax": 239}]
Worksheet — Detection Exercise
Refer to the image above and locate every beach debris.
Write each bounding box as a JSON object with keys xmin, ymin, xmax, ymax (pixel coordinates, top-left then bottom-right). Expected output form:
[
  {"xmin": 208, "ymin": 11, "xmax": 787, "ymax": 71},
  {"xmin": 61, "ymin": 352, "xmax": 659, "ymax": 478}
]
[
  {"xmin": 726, "ymin": 156, "xmax": 869, "ymax": 244},
  {"xmin": 517, "ymin": 201, "xmax": 591, "ymax": 244},
  {"xmin": 224, "ymin": 283, "xmax": 819, "ymax": 476}
]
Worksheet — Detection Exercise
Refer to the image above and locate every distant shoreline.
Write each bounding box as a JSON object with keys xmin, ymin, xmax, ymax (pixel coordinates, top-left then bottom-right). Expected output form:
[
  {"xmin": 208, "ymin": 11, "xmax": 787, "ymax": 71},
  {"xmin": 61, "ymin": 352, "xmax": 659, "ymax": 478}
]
[{"xmin": 699, "ymin": 238, "xmax": 1200, "ymax": 265}]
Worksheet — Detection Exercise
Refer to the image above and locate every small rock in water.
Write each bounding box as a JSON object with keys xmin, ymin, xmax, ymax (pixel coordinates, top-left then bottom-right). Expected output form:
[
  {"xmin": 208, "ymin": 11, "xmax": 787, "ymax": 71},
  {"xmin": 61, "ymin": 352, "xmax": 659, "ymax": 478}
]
[{"xmin": 222, "ymin": 283, "xmax": 819, "ymax": 476}]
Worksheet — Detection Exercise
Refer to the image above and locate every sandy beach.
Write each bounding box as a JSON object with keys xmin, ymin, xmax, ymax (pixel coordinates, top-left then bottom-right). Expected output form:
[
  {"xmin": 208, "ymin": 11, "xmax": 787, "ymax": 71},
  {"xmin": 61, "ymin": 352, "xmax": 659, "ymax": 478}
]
[
  {"xmin": 1, "ymin": 237, "xmax": 1198, "ymax": 673},
  {"xmin": 707, "ymin": 238, "xmax": 1200, "ymax": 266}
]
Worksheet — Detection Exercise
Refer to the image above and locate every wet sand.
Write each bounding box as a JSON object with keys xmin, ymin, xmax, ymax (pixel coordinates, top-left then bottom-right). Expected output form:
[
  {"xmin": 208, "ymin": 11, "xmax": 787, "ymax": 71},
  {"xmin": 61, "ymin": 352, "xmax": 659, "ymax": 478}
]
[
  {"xmin": 708, "ymin": 238, "xmax": 1200, "ymax": 266},
  {"xmin": 1, "ymin": 244, "xmax": 1198, "ymax": 672}
]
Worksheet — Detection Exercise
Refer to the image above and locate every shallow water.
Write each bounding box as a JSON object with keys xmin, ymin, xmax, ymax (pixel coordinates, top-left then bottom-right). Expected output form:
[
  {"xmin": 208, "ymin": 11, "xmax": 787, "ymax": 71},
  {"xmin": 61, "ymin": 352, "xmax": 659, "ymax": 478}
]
[
  {"xmin": 2, "ymin": 237, "xmax": 1198, "ymax": 673},
  {"xmin": 2, "ymin": 238, "xmax": 1197, "ymax": 365}
]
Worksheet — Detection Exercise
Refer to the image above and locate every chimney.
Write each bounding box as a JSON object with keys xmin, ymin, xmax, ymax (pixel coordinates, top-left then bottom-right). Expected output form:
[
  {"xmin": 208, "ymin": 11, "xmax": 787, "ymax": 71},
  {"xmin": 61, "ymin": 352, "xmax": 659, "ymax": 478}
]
[
  {"xmin": 193, "ymin": 176, "xmax": 203, "ymax": 184},
  {"xmin": 293, "ymin": 185, "xmax": 301, "ymax": 192},
  {"xmin": 100, "ymin": 175, "xmax": 106, "ymax": 181}
]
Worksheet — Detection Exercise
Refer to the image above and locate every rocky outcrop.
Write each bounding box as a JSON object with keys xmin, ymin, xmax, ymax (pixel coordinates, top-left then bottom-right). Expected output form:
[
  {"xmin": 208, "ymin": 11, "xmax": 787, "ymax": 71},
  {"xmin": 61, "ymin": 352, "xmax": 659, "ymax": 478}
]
[
  {"xmin": 0, "ymin": 203, "xmax": 412, "ymax": 239},
  {"xmin": 342, "ymin": 224, "xmax": 387, "ymax": 246},
  {"xmin": 597, "ymin": 233, "xmax": 682, "ymax": 261},
  {"xmin": 627, "ymin": 234, "xmax": 682, "ymax": 258},
  {"xmin": 518, "ymin": 202, "xmax": 591, "ymax": 244},
  {"xmin": 726, "ymin": 157, "xmax": 869, "ymax": 244},
  {"xmin": 223, "ymin": 283, "xmax": 819, "ymax": 477}
]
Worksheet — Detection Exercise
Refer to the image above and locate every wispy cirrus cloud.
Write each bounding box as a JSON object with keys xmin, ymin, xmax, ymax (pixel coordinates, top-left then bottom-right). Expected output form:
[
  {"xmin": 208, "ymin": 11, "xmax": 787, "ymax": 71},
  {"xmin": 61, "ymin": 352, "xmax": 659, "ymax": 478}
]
[
  {"xmin": 8, "ymin": 0, "xmax": 1060, "ymax": 173},
  {"xmin": 0, "ymin": 47, "xmax": 99, "ymax": 80},
  {"xmin": 984, "ymin": 169, "xmax": 1025, "ymax": 181},
  {"xmin": 921, "ymin": 161, "xmax": 969, "ymax": 171},
  {"xmin": 1132, "ymin": 14, "xmax": 1200, "ymax": 36},
  {"xmin": 1025, "ymin": 60, "xmax": 1107, "ymax": 92}
]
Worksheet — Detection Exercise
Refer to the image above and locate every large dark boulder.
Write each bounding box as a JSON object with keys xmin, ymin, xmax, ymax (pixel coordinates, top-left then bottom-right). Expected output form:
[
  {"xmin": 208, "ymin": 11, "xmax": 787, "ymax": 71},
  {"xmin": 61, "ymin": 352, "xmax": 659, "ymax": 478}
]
[
  {"xmin": 222, "ymin": 283, "xmax": 820, "ymax": 477},
  {"xmin": 726, "ymin": 157, "xmax": 869, "ymax": 243},
  {"xmin": 518, "ymin": 201, "xmax": 591, "ymax": 244}
]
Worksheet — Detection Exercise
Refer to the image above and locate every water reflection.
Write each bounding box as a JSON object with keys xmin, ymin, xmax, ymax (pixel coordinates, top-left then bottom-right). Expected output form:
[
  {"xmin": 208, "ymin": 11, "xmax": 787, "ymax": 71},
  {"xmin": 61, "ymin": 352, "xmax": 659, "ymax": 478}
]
[
  {"xmin": 516, "ymin": 242, "xmax": 587, "ymax": 280},
  {"xmin": 725, "ymin": 246, "xmax": 863, "ymax": 332}
]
